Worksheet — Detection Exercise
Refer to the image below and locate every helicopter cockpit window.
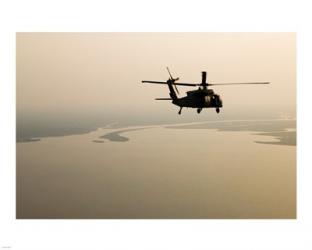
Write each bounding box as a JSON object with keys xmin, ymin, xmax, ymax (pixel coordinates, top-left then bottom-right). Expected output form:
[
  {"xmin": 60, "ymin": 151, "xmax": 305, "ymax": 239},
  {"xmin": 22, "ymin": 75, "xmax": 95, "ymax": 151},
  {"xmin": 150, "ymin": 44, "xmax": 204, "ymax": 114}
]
[{"xmin": 204, "ymin": 96, "xmax": 210, "ymax": 103}]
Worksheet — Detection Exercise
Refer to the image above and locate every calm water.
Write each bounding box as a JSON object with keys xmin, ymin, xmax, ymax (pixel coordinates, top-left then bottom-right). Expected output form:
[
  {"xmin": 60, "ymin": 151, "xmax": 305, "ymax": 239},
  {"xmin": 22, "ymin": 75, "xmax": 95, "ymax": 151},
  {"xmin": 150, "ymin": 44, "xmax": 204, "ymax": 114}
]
[{"xmin": 16, "ymin": 120, "xmax": 296, "ymax": 218}]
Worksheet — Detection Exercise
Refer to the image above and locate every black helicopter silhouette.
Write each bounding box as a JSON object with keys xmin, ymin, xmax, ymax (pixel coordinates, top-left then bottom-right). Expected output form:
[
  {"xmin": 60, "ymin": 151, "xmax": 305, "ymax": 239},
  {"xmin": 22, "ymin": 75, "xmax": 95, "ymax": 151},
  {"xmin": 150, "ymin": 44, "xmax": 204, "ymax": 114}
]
[{"xmin": 142, "ymin": 67, "xmax": 270, "ymax": 115}]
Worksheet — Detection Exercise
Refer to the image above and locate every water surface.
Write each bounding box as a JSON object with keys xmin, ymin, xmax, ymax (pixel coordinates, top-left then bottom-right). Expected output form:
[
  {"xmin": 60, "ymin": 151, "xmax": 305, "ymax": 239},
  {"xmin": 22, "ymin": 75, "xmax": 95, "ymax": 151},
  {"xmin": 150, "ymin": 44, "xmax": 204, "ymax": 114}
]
[{"xmin": 16, "ymin": 120, "xmax": 296, "ymax": 218}]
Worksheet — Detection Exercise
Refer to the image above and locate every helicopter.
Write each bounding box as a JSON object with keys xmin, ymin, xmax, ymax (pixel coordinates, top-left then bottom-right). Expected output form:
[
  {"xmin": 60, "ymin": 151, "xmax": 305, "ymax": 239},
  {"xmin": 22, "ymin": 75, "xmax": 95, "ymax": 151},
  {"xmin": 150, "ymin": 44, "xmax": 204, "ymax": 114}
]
[{"xmin": 142, "ymin": 67, "xmax": 270, "ymax": 115}]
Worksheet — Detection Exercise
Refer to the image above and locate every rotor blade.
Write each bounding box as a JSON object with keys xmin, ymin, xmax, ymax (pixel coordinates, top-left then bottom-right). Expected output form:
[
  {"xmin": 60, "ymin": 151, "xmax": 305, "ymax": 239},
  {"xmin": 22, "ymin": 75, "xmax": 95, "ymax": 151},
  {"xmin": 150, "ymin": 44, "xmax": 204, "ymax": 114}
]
[
  {"xmin": 166, "ymin": 67, "xmax": 174, "ymax": 80},
  {"xmin": 172, "ymin": 82, "xmax": 199, "ymax": 86},
  {"xmin": 142, "ymin": 80, "xmax": 168, "ymax": 84},
  {"xmin": 155, "ymin": 98, "xmax": 172, "ymax": 100},
  {"xmin": 208, "ymin": 82, "xmax": 270, "ymax": 86},
  {"xmin": 143, "ymin": 81, "xmax": 270, "ymax": 86},
  {"xmin": 142, "ymin": 80, "xmax": 199, "ymax": 87}
]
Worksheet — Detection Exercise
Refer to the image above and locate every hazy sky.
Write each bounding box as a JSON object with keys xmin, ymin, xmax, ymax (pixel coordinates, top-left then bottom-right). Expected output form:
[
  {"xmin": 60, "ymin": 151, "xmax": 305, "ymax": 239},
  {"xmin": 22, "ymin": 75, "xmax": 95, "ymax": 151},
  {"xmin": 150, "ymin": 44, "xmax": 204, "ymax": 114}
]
[{"xmin": 16, "ymin": 32, "xmax": 296, "ymax": 118}]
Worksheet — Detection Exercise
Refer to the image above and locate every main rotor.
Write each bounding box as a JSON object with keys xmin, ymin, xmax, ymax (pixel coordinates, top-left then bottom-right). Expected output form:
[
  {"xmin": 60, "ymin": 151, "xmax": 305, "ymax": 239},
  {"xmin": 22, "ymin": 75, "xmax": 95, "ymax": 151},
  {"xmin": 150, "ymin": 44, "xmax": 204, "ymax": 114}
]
[{"xmin": 142, "ymin": 68, "xmax": 270, "ymax": 88}]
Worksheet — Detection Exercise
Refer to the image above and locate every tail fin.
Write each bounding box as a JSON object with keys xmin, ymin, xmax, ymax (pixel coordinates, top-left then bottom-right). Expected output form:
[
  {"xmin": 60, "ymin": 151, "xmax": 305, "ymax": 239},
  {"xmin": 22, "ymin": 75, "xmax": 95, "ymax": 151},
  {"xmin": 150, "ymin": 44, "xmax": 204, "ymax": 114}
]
[
  {"xmin": 166, "ymin": 67, "xmax": 179, "ymax": 101},
  {"xmin": 167, "ymin": 79, "xmax": 178, "ymax": 101}
]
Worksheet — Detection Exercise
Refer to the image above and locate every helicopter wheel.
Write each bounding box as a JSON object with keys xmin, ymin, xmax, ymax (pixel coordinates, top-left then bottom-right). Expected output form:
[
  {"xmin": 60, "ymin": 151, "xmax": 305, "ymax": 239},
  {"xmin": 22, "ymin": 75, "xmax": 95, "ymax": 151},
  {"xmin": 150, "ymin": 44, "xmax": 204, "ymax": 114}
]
[
  {"xmin": 178, "ymin": 107, "xmax": 182, "ymax": 115},
  {"xmin": 197, "ymin": 108, "xmax": 202, "ymax": 114},
  {"xmin": 216, "ymin": 108, "xmax": 220, "ymax": 113}
]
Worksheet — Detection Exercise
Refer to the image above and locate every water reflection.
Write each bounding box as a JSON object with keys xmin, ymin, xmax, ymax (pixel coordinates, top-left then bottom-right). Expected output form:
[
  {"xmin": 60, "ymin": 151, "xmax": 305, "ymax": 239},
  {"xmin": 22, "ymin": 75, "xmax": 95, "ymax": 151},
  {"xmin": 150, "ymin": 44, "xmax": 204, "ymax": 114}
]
[{"xmin": 254, "ymin": 131, "xmax": 296, "ymax": 146}]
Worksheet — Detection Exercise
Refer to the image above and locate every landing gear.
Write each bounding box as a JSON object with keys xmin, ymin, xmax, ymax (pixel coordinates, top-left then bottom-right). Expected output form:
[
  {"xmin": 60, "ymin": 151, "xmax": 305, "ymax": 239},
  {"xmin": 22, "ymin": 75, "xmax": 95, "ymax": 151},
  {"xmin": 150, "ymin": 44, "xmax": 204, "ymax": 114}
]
[
  {"xmin": 216, "ymin": 108, "xmax": 220, "ymax": 113},
  {"xmin": 197, "ymin": 108, "xmax": 202, "ymax": 114},
  {"xmin": 178, "ymin": 107, "xmax": 183, "ymax": 115}
]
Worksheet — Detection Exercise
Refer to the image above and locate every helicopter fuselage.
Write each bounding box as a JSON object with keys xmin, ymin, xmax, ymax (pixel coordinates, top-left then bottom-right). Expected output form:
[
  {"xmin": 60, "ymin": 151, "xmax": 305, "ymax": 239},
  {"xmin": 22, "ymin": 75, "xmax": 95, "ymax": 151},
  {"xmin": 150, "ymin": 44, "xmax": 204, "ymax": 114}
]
[{"xmin": 173, "ymin": 88, "xmax": 223, "ymax": 109}]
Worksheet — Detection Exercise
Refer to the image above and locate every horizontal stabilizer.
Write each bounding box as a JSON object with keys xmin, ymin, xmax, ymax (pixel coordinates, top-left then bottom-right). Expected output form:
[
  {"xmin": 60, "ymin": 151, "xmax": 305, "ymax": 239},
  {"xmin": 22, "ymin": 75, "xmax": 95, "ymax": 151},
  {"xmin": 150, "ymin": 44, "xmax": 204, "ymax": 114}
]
[{"xmin": 155, "ymin": 98, "xmax": 172, "ymax": 100}]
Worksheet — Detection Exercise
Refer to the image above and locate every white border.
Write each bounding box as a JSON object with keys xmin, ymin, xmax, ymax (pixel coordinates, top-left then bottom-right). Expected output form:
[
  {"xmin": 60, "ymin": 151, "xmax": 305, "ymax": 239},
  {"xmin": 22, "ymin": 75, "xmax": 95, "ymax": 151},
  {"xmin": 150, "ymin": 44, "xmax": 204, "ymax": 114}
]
[{"xmin": 1, "ymin": 1, "xmax": 311, "ymax": 250}]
